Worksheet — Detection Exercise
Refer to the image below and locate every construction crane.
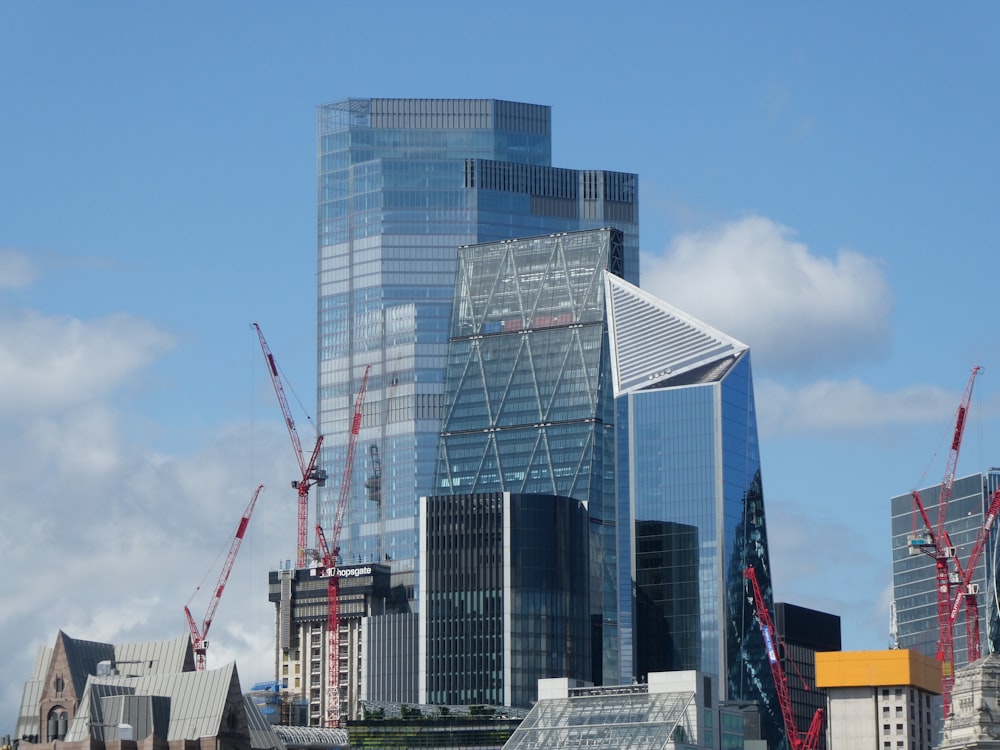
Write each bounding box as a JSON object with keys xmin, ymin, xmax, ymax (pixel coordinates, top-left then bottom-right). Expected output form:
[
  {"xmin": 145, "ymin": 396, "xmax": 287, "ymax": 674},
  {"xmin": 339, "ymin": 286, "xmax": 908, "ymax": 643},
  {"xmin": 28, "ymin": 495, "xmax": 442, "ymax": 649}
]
[
  {"xmin": 743, "ymin": 566, "xmax": 824, "ymax": 750},
  {"xmin": 185, "ymin": 484, "xmax": 265, "ymax": 671},
  {"xmin": 365, "ymin": 444, "xmax": 383, "ymax": 562},
  {"xmin": 314, "ymin": 365, "xmax": 370, "ymax": 727},
  {"xmin": 253, "ymin": 322, "xmax": 327, "ymax": 568},
  {"xmin": 950, "ymin": 488, "xmax": 1000, "ymax": 662},
  {"xmin": 908, "ymin": 365, "xmax": 980, "ymax": 715}
]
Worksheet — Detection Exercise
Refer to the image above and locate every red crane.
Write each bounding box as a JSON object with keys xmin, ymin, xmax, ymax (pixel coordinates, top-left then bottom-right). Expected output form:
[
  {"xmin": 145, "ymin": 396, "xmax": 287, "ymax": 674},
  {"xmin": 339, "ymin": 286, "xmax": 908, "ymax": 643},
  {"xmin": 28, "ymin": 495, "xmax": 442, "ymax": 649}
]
[
  {"xmin": 908, "ymin": 366, "xmax": 980, "ymax": 715},
  {"xmin": 743, "ymin": 566, "xmax": 824, "ymax": 750},
  {"xmin": 314, "ymin": 365, "xmax": 370, "ymax": 727},
  {"xmin": 254, "ymin": 323, "xmax": 327, "ymax": 568},
  {"xmin": 185, "ymin": 484, "xmax": 265, "ymax": 671},
  {"xmin": 950, "ymin": 488, "xmax": 1000, "ymax": 662}
]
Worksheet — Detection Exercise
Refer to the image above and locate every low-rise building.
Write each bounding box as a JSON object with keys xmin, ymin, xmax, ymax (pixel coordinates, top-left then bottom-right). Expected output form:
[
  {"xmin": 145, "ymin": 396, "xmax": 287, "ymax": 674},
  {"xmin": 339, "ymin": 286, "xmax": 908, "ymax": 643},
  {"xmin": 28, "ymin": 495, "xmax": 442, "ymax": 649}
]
[
  {"xmin": 815, "ymin": 649, "xmax": 940, "ymax": 750},
  {"xmin": 14, "ymin": 630, "xmax": 284, "ymax": 750}
]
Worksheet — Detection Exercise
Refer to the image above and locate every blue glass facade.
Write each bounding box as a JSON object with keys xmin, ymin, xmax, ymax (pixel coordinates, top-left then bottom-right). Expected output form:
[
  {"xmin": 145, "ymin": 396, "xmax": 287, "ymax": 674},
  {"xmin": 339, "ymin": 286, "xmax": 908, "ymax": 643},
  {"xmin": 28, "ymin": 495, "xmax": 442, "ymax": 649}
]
[
  {"xmin": 316, "ymin": 99, "xmax": 638, "ymax": 603},
  {"xmin": 605, "ymin": 275, "xmax": 782, "ymax": 748},
  {"xmin": 623, "ymin": 358, "xmax": 780, "ymax": 742},
  {"xmin": 433, "ymin": 228, "xmax": 627, "ymax": 686}
]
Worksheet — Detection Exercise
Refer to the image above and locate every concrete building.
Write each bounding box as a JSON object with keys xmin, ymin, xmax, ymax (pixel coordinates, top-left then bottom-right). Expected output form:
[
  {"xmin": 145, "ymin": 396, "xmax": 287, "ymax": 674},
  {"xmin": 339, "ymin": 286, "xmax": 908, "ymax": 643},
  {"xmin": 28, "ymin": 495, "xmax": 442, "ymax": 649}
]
[
  {"xmin": 267, "ymin": 562, "xmax": 392, "ymax": 724},
  {"xmin": 503, "ymin": 671, "xmax": 745, "ymax": 750},
  {"xmin": 940, "ymin": 653, "xmax": 1000, "ymax": 750},
  {"xmin": 13, "ymin": 630, "xmax": 285, "ymax": 750},
  {"xmin": 815, "ymin": 649, "xmax": 940, "ymax": 750},
  {"xmin": 604, "ymin": 273, "xmax": 782, "ymax": 747}
]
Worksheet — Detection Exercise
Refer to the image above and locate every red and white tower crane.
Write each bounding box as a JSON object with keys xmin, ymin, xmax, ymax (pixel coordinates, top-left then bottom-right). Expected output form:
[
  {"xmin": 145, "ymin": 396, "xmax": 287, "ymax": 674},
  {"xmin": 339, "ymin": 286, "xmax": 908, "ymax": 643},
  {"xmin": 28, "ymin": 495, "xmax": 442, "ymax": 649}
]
[
  {"xmin": 743, "ymin": 566, "xmax": 824, "ymax": 750},
  {"xmin": 950, "ymin": 488, "xmax": 1000, "ymax": 662},
  {"xmin": 908, "ymin": 365, "xmax": 981, "ymax": 716},
  {"xmin": 314, "ymin": 365, "xmax": 370, "ymax": 728},
  {"xmin": 185, "ymin": 484, "xmax": 265, "ymax": 671},
  {"xmin": 254, "ymin": 323, "xmax": 327, "ymax": 569}
]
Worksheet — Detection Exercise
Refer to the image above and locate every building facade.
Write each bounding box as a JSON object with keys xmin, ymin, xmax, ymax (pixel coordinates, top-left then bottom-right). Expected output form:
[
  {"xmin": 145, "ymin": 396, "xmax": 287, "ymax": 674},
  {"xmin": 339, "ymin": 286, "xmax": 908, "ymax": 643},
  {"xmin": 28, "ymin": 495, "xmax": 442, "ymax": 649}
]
[
  {"xmin": 432, "ymin": 228, "xmax": 628, "ymax": 685},
  {"xmin": 816, "ymin": 649, "xmax": 940, "ymax": 750},
  {"xmin": 268, "ymin": 562, "xmax": 391, "ymax": 724},
  {"xmin": 775, "ymin": 602, "xmax": 842, "ymax": 750},
  {"xmin": 503, "ymin": 672, "xmax": 745, "ymax": 750},
  {"xmin": 603, "ymin": 274, "xmax": 782, "ymax": 747},
  {"xmin": 890, "ymin": 470, "xmax": 1000, "ymax": 667},
  {"xmin": 418, "ymin": 491, "xmax": 591, "ymax": 708},
  {"xmin": 940, "ymin": 653, "xmax": 1000, "ymax": 750},
  {"xmin": 315, "ymin": 98, "xmax": 639, "ymax": 606}
]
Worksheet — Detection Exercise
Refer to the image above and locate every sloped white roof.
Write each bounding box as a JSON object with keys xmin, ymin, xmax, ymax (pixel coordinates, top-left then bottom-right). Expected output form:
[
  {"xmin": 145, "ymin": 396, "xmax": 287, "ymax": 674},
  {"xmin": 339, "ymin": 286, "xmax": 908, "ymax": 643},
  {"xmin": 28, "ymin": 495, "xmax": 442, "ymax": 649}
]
[
  {"xmin": 64, "ymin": 661, "xmax": 240, "ymax": 742},
  {"xmin": 604, "ymin": 272, "xmax": 747, "ymax": 396}
]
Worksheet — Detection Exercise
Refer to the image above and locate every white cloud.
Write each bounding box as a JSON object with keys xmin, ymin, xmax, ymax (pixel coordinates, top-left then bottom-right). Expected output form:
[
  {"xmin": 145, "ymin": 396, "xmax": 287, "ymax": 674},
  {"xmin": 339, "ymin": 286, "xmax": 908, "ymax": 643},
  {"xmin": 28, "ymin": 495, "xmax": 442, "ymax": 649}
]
[
  {"xmin": 0, "ymin": 248, "xmax": 40, "ymax": 289},
  {"xmin": 0, "ymin": 310, "xmax": 175, "ymax": 415},
  {"xmin": 641, "ymin": 215, "xmax": 893, "ymax": 374},
  {"xmin": 0, "ymin": 307, "xmax": 295, "ymax": 732},
  {"xmin": 755, "ymin": 378, "xmax": 960, "ymax": 437}
]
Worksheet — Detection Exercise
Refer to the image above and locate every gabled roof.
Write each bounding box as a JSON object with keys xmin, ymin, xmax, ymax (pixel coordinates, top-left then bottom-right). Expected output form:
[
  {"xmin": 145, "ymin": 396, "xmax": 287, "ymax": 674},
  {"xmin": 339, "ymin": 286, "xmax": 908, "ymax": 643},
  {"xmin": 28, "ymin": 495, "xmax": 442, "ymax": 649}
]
[
  {"xmin": 64, "ymin": 661, "xmax": 243, "ymax": 742},
  {"xmin": 604, "ymin": 272, "xmax": 748, "ymax": 396}
]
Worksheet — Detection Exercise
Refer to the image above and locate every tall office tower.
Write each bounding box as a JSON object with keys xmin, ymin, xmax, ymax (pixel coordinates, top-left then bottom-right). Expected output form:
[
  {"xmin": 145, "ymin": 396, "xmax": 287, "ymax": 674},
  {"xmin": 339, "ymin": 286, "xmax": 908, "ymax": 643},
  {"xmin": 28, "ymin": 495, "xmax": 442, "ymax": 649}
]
[
  {"xmin": 603, "ymin": 274, "xmax": 783, "ymax": 748},
  {"xmin": 890, "ymin": 470, "xmax": 1000, "ymax": 668},
  {"xmin": 774, "ymin": 602, "xmax": 842, "ymax": 750},
  {"xmin": 316, "ymin": 99, "xmax": 639, "ymax": 603},
  {"xmin": 433, "ymin": 228, "xmax": 628, "ymax": 686},
  {"xmin": 418, "ymin": 491, "xmax": 591, "ymax": 708}
]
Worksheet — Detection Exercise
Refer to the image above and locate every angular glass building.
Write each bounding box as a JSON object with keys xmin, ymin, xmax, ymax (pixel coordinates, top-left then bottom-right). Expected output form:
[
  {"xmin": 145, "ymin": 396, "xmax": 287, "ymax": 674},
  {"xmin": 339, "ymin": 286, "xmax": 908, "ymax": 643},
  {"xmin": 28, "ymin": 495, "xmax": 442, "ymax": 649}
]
[
  {"xmin": 604, "ymin": 274, "xmax": 783, "ymax": 748},
  {"xmin": 316, "ymin": 99, "xmax": 639, "ymax": 601},
  {"xmin": 432, "ymin": 228, "xmax": 628, "ymax": 685}
]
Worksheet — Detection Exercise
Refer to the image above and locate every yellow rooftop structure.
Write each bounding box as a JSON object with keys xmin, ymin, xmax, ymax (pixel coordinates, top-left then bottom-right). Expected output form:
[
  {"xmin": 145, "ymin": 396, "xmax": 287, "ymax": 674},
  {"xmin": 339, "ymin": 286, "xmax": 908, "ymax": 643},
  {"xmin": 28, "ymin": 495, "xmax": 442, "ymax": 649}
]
[{"xmin": 816, "ymin": 649, "xmax": 941, "ymax": 695}]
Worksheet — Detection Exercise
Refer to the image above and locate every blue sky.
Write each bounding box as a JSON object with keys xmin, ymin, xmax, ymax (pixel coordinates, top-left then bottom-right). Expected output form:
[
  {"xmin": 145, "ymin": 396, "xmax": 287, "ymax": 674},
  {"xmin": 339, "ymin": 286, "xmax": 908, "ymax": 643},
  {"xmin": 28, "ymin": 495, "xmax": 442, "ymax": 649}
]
[{"xmin": 2, "ymin": 1, "xmax": 999, "ymax": 729}]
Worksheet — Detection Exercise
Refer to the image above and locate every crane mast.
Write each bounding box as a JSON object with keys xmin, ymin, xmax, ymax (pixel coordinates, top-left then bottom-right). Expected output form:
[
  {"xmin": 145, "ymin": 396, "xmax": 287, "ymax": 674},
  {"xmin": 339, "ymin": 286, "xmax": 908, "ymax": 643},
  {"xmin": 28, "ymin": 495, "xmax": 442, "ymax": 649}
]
[
  {"xmin": 743, "ymin": 566, "xmax": 824, "ymax": 750},
  {"xmin": 254, "ymin": 323, "xmax": 326, "ymax": 568},
  {"xmin": 185, "ymin": 484, "xmax": 265, "ymax": 670},
  {"xmin": 315, "ymin": 365, "xmax": 370, "ymax": 727},
  {"xmin": 908, "ymin": 365, "xmax": 980, "ymax": 717}
]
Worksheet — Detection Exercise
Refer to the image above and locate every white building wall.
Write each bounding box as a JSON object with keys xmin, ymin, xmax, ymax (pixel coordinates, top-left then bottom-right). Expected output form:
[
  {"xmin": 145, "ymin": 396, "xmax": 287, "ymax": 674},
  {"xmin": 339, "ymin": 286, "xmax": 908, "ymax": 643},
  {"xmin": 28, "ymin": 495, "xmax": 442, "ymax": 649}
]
[{"xmin": 827, "ymin": 686, "xmax": 878, "ymax": 749}]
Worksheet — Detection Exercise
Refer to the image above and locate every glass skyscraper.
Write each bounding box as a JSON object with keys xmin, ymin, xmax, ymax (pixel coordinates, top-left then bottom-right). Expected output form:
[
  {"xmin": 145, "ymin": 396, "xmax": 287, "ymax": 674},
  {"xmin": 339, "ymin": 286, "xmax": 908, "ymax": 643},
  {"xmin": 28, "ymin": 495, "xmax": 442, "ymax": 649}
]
[
  {"xmin": 316, "ymin": 99, "xmax": 638, "ymax": 602},
  {"xmin": 418, "ymin": 491, "xmax": 591, "ymax": 708},
  {"xmin": 433, "ymin": 228, "xmax": 628, "ymax": 685},
  {"xmin": 890, "ymin": 470, "xmax": 1000, "ymax": 666},
  {"xmin": 604, "ymin": 274, "xmax": 783, "ymax": 748}
]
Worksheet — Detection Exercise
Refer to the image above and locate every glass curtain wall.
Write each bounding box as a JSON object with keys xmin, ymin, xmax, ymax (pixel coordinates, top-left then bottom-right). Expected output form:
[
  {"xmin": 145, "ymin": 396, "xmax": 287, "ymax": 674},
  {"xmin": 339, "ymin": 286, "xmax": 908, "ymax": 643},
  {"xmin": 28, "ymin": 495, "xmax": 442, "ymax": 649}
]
[{"xmin": 316, "ymin": 99, "xmax": 638, "ymax": 608}]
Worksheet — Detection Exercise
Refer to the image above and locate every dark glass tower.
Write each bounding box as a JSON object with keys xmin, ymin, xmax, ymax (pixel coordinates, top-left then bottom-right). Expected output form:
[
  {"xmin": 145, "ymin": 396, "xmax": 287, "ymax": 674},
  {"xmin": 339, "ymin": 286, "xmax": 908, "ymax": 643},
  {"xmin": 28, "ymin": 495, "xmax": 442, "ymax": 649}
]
[
  {"xmin": 418, "ymin": 491, "xmax": 591, "ymax": 708},
  {"xmin": 604, "ymin": 274, "xmax": 783, "ymax": 748},
  {"xmin": 316, "ymin": 99, "xmax": 638, "ymax": 602},
  {"xmin": 432, "ymin": 227, "xmax": 628, "ymax": 685}
]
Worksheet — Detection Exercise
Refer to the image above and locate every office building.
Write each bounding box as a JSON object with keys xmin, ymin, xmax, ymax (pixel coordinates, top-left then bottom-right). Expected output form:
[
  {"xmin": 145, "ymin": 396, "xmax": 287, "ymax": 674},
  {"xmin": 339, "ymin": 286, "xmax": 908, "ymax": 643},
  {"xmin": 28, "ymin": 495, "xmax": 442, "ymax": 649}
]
[
  {"xmin": 503, "ymin": 672, "xmax": 746, "ymax": 750},
  {"xmin": 418, "ymin": 491, "xmax": 591, "ymax": 708},
  {"xmin": 268, "ymin": 562, "xmax": 392, "ymax": 724},
  {"xmin": 775, "ymin": 602, "xmax": 842, "ymax": 750},
  {"xmin": 432, "ymin": 227, "xmax": 628, "ymax": 685},
  {"xmin": 315, "ymin": 98, "xmax": 639, "ymax": 602},
  {"xmin": 890, "ymin": 470, "xmax": 1000, "ymax": 666},
  {"xmin": 816, "ymin": 649, "xmax": 940, "ymax": 750},
  {"xmin": 604, "ymin": 273, "xmax": 782, "ymax": 746}
]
